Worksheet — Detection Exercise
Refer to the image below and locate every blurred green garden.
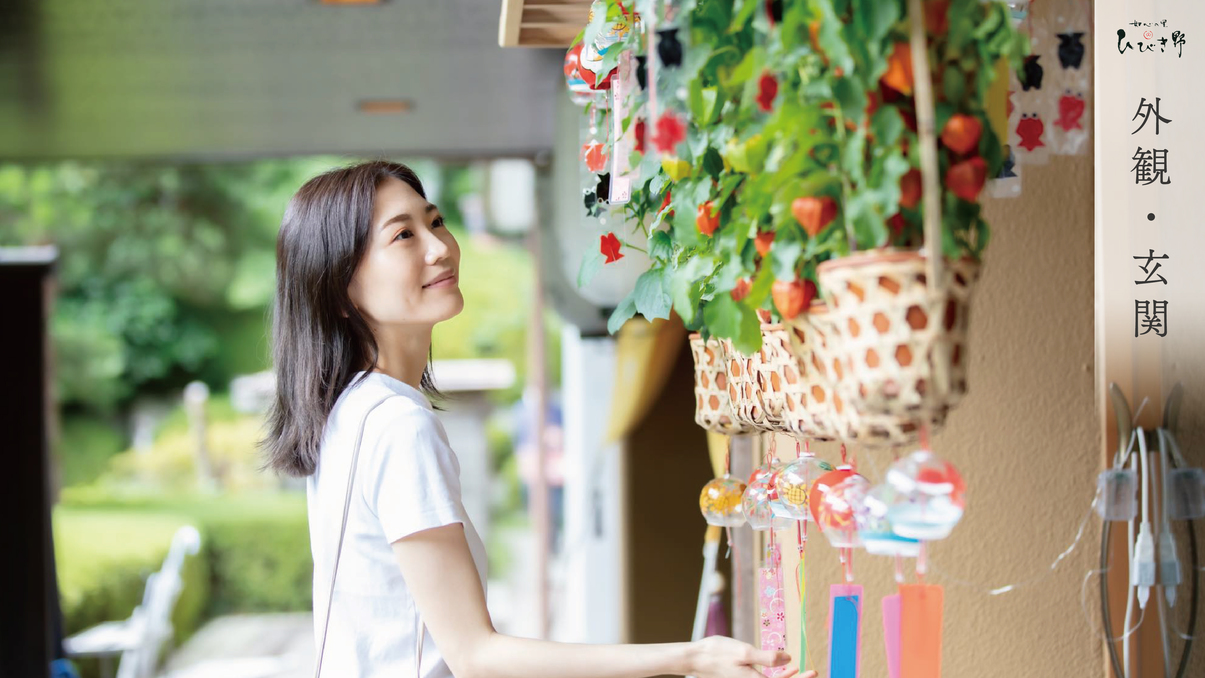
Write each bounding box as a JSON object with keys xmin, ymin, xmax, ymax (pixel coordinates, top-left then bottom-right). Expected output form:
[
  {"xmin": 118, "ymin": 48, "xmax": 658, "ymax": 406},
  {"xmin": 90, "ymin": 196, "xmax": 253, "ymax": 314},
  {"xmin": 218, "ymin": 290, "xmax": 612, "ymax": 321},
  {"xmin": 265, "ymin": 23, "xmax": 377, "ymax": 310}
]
[{"xmin": 0, "ymin": 157, "xmax": 554, "ymax": 667}]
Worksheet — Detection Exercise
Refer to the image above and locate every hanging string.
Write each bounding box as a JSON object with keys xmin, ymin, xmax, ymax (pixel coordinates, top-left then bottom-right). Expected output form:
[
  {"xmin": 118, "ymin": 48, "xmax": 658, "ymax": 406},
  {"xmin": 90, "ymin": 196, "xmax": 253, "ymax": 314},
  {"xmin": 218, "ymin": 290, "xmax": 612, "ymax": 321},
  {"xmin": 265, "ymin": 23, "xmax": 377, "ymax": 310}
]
[{"xmin": 926, "ymin": 494, "xmax": 1099, "ymax": 596}]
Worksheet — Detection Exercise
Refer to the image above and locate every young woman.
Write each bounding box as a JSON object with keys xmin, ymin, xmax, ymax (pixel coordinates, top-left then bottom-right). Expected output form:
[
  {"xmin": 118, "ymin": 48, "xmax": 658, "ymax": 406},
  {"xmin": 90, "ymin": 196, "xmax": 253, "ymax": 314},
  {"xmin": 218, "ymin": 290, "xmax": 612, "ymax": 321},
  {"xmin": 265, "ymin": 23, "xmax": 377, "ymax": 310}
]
[{"xmin": 265, "ymin": 160, "xmax": 811, "ymax": 678}]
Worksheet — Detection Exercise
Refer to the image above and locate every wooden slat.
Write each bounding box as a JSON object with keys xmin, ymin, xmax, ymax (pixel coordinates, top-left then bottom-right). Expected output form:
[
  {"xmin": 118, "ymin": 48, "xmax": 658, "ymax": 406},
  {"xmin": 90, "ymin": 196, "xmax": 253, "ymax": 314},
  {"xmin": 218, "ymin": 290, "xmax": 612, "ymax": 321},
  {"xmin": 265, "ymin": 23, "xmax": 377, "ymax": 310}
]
[
  {"xmin": 518, "ymin": 26, "xmax": 580, "ymax": 47},
  {"xmin": 500, "ymin": 0, "xmax": 591, "ymax": 47},
  {"xmin": 499, "ymin": 0, "xmax": 524, "ymax": 47}
]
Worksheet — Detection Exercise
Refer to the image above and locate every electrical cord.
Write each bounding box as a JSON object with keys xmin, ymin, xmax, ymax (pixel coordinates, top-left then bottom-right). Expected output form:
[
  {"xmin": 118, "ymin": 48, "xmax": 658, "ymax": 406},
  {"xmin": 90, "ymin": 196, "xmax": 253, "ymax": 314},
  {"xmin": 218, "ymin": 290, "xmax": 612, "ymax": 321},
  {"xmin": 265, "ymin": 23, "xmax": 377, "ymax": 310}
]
[{"xmin": 1102, "ymin": 428, "xmax": 1199, "ymax": 678}]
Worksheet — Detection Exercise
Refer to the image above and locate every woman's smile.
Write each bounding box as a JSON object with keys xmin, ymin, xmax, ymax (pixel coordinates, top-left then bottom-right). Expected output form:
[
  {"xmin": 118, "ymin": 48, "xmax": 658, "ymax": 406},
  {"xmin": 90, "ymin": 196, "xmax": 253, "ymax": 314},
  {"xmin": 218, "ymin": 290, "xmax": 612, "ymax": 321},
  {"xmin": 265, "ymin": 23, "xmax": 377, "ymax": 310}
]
[{"xmin": 423, "ymin": 271, "xmax": 457, "ymax": 289}]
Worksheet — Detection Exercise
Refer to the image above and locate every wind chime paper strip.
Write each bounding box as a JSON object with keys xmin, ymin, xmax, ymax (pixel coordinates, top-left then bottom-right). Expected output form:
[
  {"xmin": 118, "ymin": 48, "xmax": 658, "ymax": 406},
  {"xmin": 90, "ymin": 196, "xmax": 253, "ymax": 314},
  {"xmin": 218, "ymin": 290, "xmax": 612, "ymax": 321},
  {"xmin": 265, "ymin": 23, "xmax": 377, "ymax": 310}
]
[
  {"xmin": 759, "ymin": 543, "xmax": 787, "ymax": 677},
  {"xmin": 881, "ymin": 594, "xmax": 902, "ymax": 678},
  {"xmin": 609, "ymin": 51, "xmax": 637, "ymax": 204},
  {"xmin": 798, "ymin": 551, "xmax": 808, "ymax": 675},
  {"xmin": 827, "ymin": 585, "xmax": 862, "ymax": 678},
  {"xmin": 899, "ymin": 584, "xmax": 944, "ymax": 678}
]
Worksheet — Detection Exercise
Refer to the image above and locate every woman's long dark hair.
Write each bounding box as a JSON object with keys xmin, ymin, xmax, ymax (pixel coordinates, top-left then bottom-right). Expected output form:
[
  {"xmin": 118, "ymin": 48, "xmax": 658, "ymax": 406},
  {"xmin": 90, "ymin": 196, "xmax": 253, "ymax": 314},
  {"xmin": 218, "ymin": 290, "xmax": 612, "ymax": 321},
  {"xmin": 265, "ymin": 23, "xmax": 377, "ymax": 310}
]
[{"xmin": 264, "ymin": 160, "xmax": 441, "ymax": 477}]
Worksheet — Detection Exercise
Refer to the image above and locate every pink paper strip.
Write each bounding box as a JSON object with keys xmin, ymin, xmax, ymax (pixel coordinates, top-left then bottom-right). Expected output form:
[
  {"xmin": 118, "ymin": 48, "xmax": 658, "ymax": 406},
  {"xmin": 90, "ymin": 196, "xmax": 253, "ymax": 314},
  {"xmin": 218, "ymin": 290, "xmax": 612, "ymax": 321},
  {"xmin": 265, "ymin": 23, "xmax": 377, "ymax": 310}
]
[
  {"xmin": 759, "ymin": 544, "xmax": 787, "ymax": 677},
  {"xmin": 882, "ymin": 594, "xmax": 902, "ymax": 678}
]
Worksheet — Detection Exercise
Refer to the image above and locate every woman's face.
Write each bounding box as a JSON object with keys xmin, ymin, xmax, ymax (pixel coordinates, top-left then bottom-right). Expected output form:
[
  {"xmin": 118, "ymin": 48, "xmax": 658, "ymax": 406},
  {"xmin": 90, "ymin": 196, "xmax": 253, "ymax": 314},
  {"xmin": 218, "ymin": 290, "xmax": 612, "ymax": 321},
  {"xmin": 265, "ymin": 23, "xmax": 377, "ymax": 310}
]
[{"xmin": 348, "ymin": 176, "xmax": 463, "ymax": 329}]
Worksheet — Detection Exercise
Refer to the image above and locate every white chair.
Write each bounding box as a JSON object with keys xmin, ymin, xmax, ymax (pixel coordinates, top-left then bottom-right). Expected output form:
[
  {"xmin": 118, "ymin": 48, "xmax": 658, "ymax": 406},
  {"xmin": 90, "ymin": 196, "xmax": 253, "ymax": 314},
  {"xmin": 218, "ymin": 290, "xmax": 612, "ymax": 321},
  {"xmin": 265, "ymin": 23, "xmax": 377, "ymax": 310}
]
[{"xmin": 65, "ymin": 525, "xmax": 203, "ymax": 678}]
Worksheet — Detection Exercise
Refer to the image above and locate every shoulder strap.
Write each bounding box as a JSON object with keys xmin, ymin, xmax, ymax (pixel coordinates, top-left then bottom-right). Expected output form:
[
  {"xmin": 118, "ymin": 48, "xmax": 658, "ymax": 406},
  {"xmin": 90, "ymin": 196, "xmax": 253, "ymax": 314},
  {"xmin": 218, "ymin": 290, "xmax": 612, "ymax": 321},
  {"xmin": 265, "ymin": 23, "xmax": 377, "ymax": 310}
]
[{"xmin": 315, "ymin": 393, "xmax": 429, "ymax": 678}]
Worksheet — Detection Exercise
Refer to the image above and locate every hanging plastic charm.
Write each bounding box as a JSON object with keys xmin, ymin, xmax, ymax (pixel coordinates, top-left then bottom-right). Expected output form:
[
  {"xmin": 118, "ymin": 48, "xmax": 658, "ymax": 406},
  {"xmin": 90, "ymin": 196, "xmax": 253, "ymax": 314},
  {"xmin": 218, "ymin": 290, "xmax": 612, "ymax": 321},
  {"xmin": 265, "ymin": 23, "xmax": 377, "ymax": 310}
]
[
  {"xmin": 583, "ymin": 141, "xmax": 609, "ymax": 173},
  {"xmin": 884, "ymin": 450, "xmax": 966, "ymax": 541}
]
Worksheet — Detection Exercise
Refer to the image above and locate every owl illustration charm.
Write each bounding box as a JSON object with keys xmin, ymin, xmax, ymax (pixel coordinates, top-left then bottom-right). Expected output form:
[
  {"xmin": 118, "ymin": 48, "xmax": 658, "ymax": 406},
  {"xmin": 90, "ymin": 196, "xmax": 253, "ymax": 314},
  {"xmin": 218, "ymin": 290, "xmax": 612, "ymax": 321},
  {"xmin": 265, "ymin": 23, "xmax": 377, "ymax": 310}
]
[
  {"xmin": 1058, "ymin": 32, "xmax": 1086, "ymax": 69},
  {"xmin": 1022, "ymin": 55, "xmax": 1044, "ymax": 91}
]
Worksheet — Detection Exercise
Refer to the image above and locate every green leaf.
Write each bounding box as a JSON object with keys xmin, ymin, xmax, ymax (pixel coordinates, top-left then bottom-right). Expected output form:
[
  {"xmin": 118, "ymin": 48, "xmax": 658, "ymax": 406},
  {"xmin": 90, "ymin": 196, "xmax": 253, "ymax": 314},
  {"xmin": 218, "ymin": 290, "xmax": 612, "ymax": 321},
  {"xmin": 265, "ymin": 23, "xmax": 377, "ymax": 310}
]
[
  {"xmin": 703, "ymin": 294, "xmax": 761, "ymax": 353},
  {"xmin": 732, "ymin": 0, "xmax": 759, "ymax": 31},
  {"xmin": 811, "ymin": 0, "xmax": 855, "ymax": 74},
  {"xmin": 942, "ymin": 67, "xmax": 967, "ymax": 105},
  {"xmin": 841, "ymin": 128, "xmax": 867, "ymax": 185},
  {"xmin": 853, "ymin": 0, "xmax": 899, "ymax": 44},
  {"xmin": 770, "ymin": 235, "xmax": 804, "ymax": 281},
  {"xmin": 577, "ymin": 246, "xmax": 605, "ymax": 289},
  {"xmin": 607, "ymin": 294, "xmax": 638, "ymax": 335},
  {"xmin": 747, "ymin": 259, "xmax": 775, "ymax": 308},
  {"xmin": 649, "ymin": 230, "xmax": 674, "ymax": 261},
  {"xmin": 869, "ymin": 106, "xmax": 905, "ymax": 148},
  {"xmin": 634, "ymin": 267, "xmax": 673, "ymax": 320},
  {"xmin": 701, "ymin": 87, "xmax": 720, "ymax": 124},
  {"xmin": 702, "ymin": 147, "xmax": 726, "ymax": 178}
]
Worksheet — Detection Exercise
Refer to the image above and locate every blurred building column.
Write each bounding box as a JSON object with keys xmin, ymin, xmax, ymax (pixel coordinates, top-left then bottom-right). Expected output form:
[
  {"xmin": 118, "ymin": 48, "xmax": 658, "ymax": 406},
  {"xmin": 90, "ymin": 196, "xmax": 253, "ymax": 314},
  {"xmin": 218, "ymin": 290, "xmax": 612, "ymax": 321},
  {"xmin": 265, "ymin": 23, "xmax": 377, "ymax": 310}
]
[{"xmin": 555, "ymin": 326, "xmax": 625, "ymax": 643}]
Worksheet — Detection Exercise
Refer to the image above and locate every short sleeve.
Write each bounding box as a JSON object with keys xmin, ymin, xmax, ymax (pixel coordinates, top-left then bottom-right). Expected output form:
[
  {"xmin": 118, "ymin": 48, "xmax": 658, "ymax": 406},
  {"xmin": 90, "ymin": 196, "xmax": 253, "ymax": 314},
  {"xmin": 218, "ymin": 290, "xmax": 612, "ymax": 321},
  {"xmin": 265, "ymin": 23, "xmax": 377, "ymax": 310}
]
[{"xmin": 360, "ymin": 401, "xmax": 469, "ymax": 544}]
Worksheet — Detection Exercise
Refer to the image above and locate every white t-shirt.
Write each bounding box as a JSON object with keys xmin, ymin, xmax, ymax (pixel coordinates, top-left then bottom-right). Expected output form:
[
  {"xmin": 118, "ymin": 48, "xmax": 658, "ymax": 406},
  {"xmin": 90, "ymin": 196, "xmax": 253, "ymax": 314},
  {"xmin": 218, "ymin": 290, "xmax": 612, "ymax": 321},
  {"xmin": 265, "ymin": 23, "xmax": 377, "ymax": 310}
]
[{"xmin": 307, "ymin": 370, "xmax": 488, "ymax": 678}]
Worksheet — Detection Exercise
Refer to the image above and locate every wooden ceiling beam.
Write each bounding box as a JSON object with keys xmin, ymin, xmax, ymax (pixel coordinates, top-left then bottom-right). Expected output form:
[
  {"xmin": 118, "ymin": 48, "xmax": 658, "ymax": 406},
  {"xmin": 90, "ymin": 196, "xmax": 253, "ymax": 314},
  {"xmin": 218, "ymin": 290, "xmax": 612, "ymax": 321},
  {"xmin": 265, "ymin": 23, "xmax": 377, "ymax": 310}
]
[{"xmin": 500, "ymin": 0, "xmax": 590, "ymax": 47}]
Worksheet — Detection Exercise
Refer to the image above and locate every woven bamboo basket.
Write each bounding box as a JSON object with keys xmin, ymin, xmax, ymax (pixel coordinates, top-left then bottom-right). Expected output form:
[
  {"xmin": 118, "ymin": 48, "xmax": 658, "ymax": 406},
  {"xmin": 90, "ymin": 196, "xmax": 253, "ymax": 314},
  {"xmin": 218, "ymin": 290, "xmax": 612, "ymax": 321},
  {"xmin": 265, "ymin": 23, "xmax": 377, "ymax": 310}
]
[
  {"xmin": 816, "ymin": 249, "xmax": 979, "ymax": 424},
  {"xmin": 803, "ymin": 0, "xmax": 982, "ymax": 443},
  {"xmin": 775, "ymin": 312, "xmax": 842, "ymax": 441},
  {"xmin": 718, "ymin": 327, "xmax": 791, "ymax": 432},
  {"xmin": 689, "ymin": 333, "xmax": 753, "ymax": 434}
]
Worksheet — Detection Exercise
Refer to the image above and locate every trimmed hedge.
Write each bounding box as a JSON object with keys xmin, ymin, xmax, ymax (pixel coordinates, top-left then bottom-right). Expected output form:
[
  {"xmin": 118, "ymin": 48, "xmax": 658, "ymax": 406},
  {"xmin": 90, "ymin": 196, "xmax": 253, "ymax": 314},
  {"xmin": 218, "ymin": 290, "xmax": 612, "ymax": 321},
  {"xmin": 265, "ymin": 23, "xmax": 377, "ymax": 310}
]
[{"xmin": 55, "ymin": 492, "xmax": 310, "ymax": 675}]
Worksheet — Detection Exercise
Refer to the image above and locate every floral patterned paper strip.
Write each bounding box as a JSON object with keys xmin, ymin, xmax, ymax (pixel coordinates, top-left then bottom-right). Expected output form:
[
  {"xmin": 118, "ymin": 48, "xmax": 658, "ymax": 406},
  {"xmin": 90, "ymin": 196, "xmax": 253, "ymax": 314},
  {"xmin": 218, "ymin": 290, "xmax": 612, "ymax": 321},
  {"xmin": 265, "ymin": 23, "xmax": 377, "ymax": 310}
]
[{"xmin": 758, "ymin": 543, "xmax": 788, "ymax": 677}]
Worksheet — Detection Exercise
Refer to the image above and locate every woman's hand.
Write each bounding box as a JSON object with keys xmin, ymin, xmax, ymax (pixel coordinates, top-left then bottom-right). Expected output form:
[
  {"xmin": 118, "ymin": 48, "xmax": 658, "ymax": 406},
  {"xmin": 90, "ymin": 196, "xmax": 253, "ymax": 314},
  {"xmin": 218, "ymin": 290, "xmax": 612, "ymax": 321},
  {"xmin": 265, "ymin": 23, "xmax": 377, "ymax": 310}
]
[{"xmin": 684, "ymin": 636, "xmax": 813, "ymax": 678}]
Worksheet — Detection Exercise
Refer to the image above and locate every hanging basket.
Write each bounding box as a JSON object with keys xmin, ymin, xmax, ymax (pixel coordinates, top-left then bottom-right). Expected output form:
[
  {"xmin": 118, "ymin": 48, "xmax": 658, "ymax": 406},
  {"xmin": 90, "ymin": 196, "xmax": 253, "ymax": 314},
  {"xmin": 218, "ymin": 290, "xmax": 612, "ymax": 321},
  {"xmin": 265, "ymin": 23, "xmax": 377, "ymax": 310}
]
[
  {"xmin": 690, "ymin": 333, "xmax": 754, "ymax": 434},
  {"xmin": 775, "ymin": 311, "xmax": 842, "ymax": 441},
  {"xmin": 816, "ymin": 248, "xmax": 979, "ymax": 425},
  {"xmin": 719, "ymin": 327, "xmax": 791, "ymax": 432}
]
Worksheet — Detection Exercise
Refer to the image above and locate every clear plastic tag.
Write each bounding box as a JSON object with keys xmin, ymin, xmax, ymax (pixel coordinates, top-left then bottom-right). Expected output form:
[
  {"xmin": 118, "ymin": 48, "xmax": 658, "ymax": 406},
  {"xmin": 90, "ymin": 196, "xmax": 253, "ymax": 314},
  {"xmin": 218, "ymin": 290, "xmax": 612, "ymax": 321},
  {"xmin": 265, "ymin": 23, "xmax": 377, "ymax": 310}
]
[
  {"xmin": 1169, "ymin": 468, "xmax": 1205, "ymax": 520},
  {"xmin": 1096, "ymin": 469, "xmax": 1138, "ymax": 522}
]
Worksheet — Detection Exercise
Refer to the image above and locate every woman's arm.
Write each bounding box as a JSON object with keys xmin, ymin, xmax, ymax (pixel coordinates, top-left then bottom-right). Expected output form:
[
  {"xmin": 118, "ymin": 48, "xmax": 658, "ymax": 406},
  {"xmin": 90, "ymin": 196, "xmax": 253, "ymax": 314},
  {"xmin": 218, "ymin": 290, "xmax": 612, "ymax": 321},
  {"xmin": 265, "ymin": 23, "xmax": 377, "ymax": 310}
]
[{"xmin": 392, "ymin": 524, "xmax": 805, "ymax": 678}]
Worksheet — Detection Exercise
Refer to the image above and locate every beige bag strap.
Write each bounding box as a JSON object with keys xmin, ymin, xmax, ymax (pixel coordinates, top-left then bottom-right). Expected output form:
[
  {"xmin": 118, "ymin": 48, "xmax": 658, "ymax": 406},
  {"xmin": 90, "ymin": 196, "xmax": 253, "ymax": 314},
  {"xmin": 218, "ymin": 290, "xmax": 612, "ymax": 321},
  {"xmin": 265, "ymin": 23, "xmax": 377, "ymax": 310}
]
[{"xmin": 315, "ymin": 393, "xmax": 426, "ymax": 678}]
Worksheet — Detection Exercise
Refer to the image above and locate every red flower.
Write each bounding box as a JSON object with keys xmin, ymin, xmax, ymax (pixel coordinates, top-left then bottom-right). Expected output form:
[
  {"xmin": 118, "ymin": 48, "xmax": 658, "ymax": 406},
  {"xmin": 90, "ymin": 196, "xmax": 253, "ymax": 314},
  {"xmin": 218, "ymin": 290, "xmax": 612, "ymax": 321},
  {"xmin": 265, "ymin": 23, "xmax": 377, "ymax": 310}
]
[
  {"xmin": 634, "ymin": 118, "xmax": 646, "ymax": 154},
  {"xmin": 651, "ymin": 111, "xmax": 686, "ymax": 154},
  {"xmin": 600, "ymin": 232, "xmax": 624, "ymax": 263},
  {"xmin": 757, "ymin": 72, "xmax": 778, "ymax": 112}
]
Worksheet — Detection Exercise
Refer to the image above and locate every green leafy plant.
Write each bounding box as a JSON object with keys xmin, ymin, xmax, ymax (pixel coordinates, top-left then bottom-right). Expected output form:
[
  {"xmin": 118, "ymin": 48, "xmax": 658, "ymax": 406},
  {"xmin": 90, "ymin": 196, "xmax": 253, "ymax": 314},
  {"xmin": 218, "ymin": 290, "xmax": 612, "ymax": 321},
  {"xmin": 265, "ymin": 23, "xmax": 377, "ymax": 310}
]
[{"xmin": 577, "ymin": 0, "xmax": 1027, "ymax": 353}]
